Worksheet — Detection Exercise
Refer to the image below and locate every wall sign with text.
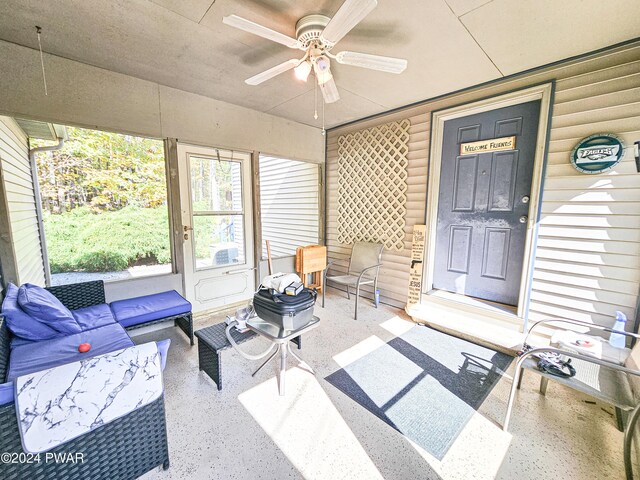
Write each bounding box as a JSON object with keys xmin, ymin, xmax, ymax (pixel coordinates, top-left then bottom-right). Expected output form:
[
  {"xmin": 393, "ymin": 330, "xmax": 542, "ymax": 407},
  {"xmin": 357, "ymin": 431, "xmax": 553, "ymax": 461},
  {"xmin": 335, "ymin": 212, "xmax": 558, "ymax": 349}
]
[
  {"xmin": 406, "ymin": 224, "xmax": 426, "ymax": 310},
  {"xmin": 570, "ymin": 133, "xmax": 624, "ymax": 174},
  {"xmin": 460, "ymin": 136, "xmax": 516, "ymax": 155}
]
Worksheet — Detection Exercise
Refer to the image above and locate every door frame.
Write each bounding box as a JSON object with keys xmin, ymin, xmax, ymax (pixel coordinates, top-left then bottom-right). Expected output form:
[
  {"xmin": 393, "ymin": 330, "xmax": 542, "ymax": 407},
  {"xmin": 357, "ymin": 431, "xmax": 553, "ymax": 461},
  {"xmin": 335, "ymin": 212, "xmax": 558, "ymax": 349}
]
[
  {"xmin": 176, "ymin": 142, "xmax": 255, "ymax": 313},
  {"xmin": 422, "ymin": 83, "xmax": 554, "ymax": 322}
]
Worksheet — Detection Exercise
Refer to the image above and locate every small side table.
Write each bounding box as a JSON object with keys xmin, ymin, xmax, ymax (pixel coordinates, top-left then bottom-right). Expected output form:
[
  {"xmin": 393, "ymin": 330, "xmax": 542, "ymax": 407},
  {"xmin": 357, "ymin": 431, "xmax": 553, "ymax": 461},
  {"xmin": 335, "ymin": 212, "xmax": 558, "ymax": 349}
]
[
  {"xmin": 551, "ymin": 329, "xmax": 630, "ymax": 365},
  {"xmin": 195, "ymin": 322, "xmax": 301, "ymax": 391},
  {"xmin": 247, "ymin": 316, "xmax": 320, "ymax": 396}
]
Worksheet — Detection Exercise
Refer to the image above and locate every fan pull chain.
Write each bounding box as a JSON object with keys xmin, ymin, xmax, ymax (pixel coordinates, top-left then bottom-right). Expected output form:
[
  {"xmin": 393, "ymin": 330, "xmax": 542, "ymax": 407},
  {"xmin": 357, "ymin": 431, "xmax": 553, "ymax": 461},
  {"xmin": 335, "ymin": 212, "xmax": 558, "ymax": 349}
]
[
  {"xmin": 36, "ymin": 26, "xmax": 48, "ymax": 96},
  {"xmin": 314, "ymin": 80, "xmax": 318, "ymax": 120},
  {"xmin": 321, "ymin": 96, "xmax": 326, "ymax": 136}
]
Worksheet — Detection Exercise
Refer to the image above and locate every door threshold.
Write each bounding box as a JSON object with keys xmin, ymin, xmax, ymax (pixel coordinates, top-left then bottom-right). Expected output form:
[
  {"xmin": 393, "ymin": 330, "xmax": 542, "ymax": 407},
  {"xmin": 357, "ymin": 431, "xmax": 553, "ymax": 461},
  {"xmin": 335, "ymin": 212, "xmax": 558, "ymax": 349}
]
[
  {"xmin": 193, "ymin": 300, "xmax": 249, "ymax": 320},
  {"xmin": 407, "ymin": 304, "xmax": 527, "ymax": 355},
  {"xmin": 427, "ymin": 290, "xmax": 517, "ymax": 317},
  {"xmin": 407, "ymin": 291, "xmax": 528, "ymax": 354}
]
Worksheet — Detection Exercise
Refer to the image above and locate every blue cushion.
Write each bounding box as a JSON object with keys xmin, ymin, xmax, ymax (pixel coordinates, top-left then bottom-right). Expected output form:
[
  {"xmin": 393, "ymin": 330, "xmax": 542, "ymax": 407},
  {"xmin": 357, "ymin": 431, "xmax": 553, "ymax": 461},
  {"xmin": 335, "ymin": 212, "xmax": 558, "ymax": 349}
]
[
  {"xmin": 156, "ymin": 338, "xmax": 171, "ymax": 370},
  {"xmin": 10, "ymin": 336, "xmax": 36, "ymax": 349},
  {"xmin": 0, "ymin": 382, "xmax": 13, "ymax": 406},
  {"xmin": 110, "ymin": 290, "xmax": 191, "ymax": 328},
  {"xmin": 18, "ymin": 284, "xmax": 81, "ymax": 335},
  {"xmin": 9, "ymin": 304, "xmax": 116, "ymax": 346},
  {"xmin": 7, "ymin": 323, "xmax": 134, "ymax": 381},
  {"xmin": 2, "ymin": 339, "xmax": 171, "ymax": 404},
  {"xmin": 72, "ymin": 303, "xmax": 116, "ymax": 331},
  {"xmin": 1, "ymin": 284, "xmax": 61, "ymax": 341}
]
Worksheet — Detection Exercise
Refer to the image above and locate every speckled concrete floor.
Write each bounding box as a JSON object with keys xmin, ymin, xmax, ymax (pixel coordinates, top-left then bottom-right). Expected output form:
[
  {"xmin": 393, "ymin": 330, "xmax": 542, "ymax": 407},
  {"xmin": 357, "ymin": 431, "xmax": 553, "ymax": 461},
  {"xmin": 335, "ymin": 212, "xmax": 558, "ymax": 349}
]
[{"xmin": 136, "ymin": 290, "xmax": 634, "ymax": 480}]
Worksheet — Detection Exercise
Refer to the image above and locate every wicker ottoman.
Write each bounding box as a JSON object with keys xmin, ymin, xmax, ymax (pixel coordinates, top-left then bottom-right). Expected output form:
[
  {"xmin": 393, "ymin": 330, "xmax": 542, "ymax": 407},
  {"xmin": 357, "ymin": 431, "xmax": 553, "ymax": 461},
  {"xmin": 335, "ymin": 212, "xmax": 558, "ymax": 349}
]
[{"xmin": 195, "ymin": 322, "xmax": 301, "ymax": 390}]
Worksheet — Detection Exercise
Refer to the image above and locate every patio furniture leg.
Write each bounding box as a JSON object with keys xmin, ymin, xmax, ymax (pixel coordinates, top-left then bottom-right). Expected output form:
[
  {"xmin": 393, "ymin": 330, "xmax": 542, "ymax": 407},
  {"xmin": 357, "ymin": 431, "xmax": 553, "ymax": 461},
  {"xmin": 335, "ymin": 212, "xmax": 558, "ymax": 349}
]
[
  {"xmin": 504, "ymin": 355, "xmax": 527, "ymax": 431},
  {"xmin": 322, "ymin": 274, "xmax": 326, "ymax": 308},
  {"xmin": 175, "ymin": 313, "xmax": 195, "ymax": 345},
  {"xmin": 197, "ymin": 338, "xmax": 225, "ymax": 391},
  {"xmin": 374, "ymin": 277, "xmax": 378, "ymax": 309},
  {"xmin": 540, "ymin": 377, "xmax": 549, "ymax": 395},
  {"xmin": 287, "ymin": 342, "xmax": 315, "ymax": 374},
  {"xmin": 517, "ymin": 368, "xmax": 524, "ymax": 389},
  {"xmin": 616, "ymin": 407, "xmax": 625, "ymax": 432},
  {"xmin": 623, "ymin": 403, "xmax": 640, "ymax": 480},
  {"xmin": 278, "ymin": 342, "xmax": 287, "ymax": 396},
  {"xmin": 252, "ymin": 346, "xmax": 280, "ymax": 377},
  {"xmin": 187, "ymin": 313, "xmax": 194, "ymax": 345},
  {"xmin": 163, "ymin": 459, "xmax": 170, "ymax": 470},
  {"xmin": 346, "ymin": 285, "xmax": 351, "ymax": 300},
  {"xmin": 355, "ymin": 283, "xmax": 360, "ymax": 320}
]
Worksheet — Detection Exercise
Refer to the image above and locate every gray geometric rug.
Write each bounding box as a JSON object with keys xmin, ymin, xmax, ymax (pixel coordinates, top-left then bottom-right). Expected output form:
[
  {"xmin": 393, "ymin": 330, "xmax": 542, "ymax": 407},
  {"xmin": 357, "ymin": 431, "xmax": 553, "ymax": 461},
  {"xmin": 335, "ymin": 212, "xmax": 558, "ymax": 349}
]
[{"xmin": 325, "ymin": 325, "xmax": 512, "ymax": 460}]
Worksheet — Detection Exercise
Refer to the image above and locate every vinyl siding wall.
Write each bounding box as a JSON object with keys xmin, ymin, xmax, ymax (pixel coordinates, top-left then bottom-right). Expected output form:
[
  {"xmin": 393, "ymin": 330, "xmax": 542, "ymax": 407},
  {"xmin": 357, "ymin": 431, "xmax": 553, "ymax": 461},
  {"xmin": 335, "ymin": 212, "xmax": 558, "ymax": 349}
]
[
  {"xmin": 259, "ymin": 155, "xmax": 320, "ymax": 259},
  {"xmin": 326, "ymin": 41, "xmax": 640, "ymax": 329},
  {"xmin": 0, "ymin": 116, "xmax": 46, "ymax": 286}
]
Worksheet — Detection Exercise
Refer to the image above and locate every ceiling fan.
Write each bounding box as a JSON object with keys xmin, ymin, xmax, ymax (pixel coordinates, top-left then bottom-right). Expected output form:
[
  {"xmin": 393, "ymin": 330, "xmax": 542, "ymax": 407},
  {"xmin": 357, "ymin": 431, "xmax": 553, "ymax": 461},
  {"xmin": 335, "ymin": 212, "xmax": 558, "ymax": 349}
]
[{"xmin": 222, "ymin": 0, "xmax": 408, "ymax": 104}]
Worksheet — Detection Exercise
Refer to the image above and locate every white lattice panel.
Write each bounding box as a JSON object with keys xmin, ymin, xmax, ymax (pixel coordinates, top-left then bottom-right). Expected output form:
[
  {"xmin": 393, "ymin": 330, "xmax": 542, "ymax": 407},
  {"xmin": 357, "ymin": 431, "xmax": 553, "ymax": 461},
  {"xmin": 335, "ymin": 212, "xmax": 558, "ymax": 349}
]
[{"xmin": 337, "ymin": 119, "xmax": 410, "ymax": 251}]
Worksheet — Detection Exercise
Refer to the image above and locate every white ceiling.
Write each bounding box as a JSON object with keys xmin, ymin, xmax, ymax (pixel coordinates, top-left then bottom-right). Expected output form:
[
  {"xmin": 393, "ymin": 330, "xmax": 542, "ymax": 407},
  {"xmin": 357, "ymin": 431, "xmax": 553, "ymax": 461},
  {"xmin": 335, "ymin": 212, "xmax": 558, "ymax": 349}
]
[{"xmin": 1, "ymin": 0, "xmax": 638, "ymax": 129}]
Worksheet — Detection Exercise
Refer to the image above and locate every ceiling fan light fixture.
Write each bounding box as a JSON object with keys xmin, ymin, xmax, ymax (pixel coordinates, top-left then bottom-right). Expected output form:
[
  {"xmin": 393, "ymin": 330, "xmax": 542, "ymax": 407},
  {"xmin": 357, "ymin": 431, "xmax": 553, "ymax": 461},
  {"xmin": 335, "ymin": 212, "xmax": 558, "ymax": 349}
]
[
  {"xmin": 319, "ymin": 78, "xmax": 340, "ymax": 103},
  {"xmin": 314, "ymin": 56, "xmax": 333, "ymax": 85},
  {"xmin": 225, "ymin": 0, "xmax": 407, "ymax": 114},
  {"xmin": 294, "ymin": 60, "xmax": 312, "ymax": 82},
  {"xmin": 316, "ymin": 69, "xmax": 333, "ymax": 85}
]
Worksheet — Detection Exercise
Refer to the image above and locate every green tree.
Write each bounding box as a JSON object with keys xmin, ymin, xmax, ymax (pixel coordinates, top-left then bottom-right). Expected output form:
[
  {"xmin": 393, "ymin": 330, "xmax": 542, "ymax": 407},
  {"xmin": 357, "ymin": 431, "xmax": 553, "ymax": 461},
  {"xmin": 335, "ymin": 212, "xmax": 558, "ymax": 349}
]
[
  {"xmin": 33, "ymin": 127, "xmax": 170, "ymax": 273},
  {"xmin": 34, "ymin": 127, "xmax": 166, "ymax": 213}
]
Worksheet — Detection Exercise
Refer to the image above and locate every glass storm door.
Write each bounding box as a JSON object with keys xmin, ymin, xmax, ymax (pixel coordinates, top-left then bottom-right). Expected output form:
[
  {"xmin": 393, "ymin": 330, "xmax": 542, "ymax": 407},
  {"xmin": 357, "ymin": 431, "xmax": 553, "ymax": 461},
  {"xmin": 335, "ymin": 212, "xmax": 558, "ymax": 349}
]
[{"xmin": 177, "ymin": 143, "xmax": 254, "ymax": 312}]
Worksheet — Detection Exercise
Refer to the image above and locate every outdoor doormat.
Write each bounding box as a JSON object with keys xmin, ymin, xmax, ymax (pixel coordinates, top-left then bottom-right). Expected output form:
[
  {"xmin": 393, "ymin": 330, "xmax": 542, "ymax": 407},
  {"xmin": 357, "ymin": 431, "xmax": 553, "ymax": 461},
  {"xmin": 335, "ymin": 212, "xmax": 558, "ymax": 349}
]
[{"xmin": 325, "ymin": 325, "xmax": 512, "ymax": 460}]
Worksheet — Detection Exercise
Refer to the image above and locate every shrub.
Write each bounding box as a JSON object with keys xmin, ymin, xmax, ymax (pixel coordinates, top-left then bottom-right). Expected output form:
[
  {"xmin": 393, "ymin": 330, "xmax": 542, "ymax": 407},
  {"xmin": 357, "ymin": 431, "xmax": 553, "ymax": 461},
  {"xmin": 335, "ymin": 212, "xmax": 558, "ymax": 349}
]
[
  {"xmin": 44, "ymin": 206, "xmax": 171, "ymax": 273},
  {"xmin": 77, "ymin": 250, "xmax": 129, "ymax": 272}
]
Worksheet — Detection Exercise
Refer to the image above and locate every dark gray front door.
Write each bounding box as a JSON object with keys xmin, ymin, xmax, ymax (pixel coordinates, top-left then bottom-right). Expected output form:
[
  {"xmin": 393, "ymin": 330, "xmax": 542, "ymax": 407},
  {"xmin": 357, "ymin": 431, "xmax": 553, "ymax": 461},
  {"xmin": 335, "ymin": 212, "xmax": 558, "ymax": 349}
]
[{"xmin": 433, "ymin": 100, "xmax": 541, "ymax": 306}]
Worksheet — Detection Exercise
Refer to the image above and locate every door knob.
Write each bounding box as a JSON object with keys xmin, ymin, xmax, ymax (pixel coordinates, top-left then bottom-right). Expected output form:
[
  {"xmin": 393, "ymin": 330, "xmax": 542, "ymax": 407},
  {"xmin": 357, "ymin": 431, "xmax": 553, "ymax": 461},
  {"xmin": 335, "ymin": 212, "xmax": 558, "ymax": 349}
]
[
  {"xmin": 521, "ymin": 195, "xmax": 530, "ymax": 204},
  {"xmin": 183, "ymin": 225, "xmax": 193, "ymax": 232},
  {"xmin": 519, "ymin": 216, "xmax": 528, "ymax": 224}
]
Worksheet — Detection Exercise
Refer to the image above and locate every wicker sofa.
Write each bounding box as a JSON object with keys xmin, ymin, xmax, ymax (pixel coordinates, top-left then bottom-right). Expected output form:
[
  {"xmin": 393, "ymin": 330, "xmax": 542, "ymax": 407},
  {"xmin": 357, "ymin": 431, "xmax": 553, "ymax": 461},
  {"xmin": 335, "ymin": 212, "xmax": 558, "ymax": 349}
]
[
  {"xmin": 0, "ymin": 316, "xmax": 170, "ymax": 478},
  {"xmin": 48, "ymin": 280, "xmax": 194, "ymax": 346},
  {"xmin": 0, "ymin": 280, "xmax": 194, "ymax": 479}
]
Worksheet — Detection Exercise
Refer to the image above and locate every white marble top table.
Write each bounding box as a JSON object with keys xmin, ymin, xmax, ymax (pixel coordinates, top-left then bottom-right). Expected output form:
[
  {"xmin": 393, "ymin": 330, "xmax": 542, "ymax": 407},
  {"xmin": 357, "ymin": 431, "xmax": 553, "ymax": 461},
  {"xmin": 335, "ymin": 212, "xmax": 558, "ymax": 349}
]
[{"xmin": 15, "ymin": 342, "xmax": 163, "ymax": 454}]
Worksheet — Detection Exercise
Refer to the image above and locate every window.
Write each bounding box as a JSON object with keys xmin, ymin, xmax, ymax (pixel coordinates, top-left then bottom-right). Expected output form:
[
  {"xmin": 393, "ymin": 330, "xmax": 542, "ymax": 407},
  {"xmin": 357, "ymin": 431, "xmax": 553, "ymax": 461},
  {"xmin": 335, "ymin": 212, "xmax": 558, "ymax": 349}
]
[
  {"xmin": 259, "ymin": 154, "xmax": 320, "ymax": 258},
  {"xmin": 189, "ymin": 154, "xmax": 245, "ymax": 269},
  {"xmin": 34, "ymin": 126, "xmax": 171, "ymax": 285}
]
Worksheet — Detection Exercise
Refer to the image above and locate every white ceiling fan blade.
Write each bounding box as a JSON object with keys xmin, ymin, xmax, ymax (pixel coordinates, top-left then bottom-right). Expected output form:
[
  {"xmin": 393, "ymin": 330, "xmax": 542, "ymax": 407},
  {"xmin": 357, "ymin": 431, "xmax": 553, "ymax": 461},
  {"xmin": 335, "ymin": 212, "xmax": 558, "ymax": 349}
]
[
  {"xmin": 335, "ymin": 51, "xmax": 407, "ymax": 74},
  {"xmin": 223, "ymin": 15, "xmax": 301, "ymax": 49},
  {"xmin": 245, "ymin": 59, "xmax": 299, "ymax": 85},
  {"xmin": 319, "ymin": 77, "xmax": 340, "ymax": 103},
  {"xmin": 320, "ymin": 0, "xmax": 377, "ymax": 46}
]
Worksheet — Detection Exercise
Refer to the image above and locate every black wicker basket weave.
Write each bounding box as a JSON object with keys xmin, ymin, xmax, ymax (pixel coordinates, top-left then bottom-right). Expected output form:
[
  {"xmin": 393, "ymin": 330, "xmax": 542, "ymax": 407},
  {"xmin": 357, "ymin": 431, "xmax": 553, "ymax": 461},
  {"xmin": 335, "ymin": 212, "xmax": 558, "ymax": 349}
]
[{"xmin": 46, "ymin": 280, "xmax": 106, "ymax": 310}]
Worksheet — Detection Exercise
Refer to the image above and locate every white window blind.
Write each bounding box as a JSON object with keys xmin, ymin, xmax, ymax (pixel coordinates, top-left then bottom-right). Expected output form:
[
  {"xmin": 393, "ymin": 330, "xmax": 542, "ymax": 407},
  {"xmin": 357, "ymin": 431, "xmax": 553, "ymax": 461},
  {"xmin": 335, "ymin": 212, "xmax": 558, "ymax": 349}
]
[{"xmin": 259, "ymin": 155, "xmax": 320, "ymax": 258}]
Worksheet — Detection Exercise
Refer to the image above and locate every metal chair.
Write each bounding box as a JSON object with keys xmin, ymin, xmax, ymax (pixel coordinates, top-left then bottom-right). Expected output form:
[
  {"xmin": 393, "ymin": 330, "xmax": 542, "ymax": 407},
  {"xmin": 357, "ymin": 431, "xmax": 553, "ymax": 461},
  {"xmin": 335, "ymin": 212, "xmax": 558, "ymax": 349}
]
[
  {"xmin": 503, "ymin": 318, "xmax": 640, "ymax": 480},
  {"xmin": 321, "ymin": 242, "xmax": 383, "ymax": 320}
]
